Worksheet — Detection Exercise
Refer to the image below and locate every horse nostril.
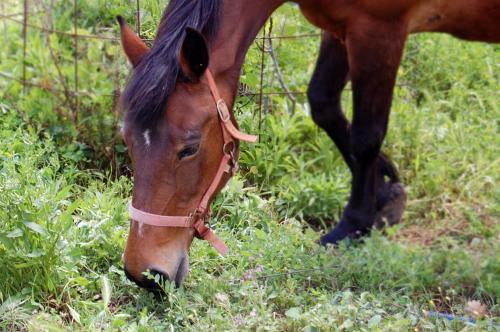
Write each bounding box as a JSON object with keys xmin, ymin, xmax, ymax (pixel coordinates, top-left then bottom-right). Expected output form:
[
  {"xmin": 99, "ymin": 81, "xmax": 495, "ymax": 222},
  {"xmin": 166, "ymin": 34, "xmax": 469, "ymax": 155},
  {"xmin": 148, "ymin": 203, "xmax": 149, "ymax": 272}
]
[
  {"xmin": 124, "ymin": 266, "xmax": 170, "ymax": 291},
  {"xmin": 139, "ymin": 269, "xmax": 170, "ymax": 291},
  {"xmin": 149, "ymin": 269, "xmax": 170, "ymax": 284}
]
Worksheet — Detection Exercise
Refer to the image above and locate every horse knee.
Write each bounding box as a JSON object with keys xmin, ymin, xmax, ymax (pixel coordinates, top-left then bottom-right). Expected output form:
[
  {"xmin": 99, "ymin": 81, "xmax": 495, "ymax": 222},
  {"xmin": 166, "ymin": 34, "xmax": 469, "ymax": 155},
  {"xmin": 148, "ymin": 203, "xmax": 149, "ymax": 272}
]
[
  {"xmin": 350, "ymin": 126, "xmax": 385, "ymax": 163},
  {"xmin": 307, "ymin": 88, "xmax": 340, "ymax": 130}
]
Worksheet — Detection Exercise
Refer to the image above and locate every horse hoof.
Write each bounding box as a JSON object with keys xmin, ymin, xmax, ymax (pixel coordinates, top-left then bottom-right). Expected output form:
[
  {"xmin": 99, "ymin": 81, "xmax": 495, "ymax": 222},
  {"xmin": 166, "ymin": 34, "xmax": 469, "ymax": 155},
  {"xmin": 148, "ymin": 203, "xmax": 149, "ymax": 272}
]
[
  {"xmin": 319, "ymin": 218, "xmax": 368, "ymax": 246},
  {"xmin": 374, "ymin": 182, "xmax": 407, "ymax": 229}
]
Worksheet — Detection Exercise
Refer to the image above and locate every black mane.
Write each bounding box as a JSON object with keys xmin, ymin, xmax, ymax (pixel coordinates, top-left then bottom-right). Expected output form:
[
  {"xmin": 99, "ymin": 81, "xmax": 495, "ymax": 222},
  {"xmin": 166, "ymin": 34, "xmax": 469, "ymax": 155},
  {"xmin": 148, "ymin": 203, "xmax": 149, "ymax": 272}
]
[{"xmin": 122, "ymin": 0, "xmax": 221, "ymax": 128}]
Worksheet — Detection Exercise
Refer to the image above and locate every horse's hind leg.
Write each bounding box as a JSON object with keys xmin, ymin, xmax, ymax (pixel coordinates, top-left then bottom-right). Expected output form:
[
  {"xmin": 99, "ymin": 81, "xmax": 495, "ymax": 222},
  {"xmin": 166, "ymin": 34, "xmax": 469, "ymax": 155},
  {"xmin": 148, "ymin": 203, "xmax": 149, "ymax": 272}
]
[
  {"xmin": 307, "ymin": 32, "xmax": 352, "ymax": 169},
  {"xmin": 307, "ymin": 32, "xmax": 406, "ymax": 233},
  {"xmin": 318, "ymin": 20, "xmax": 408, "ymax": 245}
]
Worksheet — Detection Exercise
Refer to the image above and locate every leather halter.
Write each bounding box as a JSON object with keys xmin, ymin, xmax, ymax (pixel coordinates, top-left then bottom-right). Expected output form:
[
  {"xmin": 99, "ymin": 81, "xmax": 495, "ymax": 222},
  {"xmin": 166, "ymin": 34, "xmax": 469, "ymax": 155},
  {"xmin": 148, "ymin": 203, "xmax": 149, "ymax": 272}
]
[{"xmin": 129, "ymin": 70, "xmax": 257, "ymax": 255}]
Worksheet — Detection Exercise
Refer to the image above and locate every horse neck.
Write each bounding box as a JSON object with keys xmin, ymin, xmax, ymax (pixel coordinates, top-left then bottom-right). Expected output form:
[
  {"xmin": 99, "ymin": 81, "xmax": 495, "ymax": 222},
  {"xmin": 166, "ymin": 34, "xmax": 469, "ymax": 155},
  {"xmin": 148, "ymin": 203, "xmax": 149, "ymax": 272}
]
[{"xmin": 208, "ymin": 0, "xmax": 286, "ymax": 104}]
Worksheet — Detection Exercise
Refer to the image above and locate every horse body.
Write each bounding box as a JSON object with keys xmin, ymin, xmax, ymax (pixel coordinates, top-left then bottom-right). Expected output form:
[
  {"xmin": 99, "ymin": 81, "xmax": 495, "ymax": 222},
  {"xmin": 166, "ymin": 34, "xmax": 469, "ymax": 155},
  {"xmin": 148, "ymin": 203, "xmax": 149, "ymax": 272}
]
[
  {"xmin": 118, "ymin": 0, "xmax": 499, "ymax": 290},
  {"xmin": 300, "ymin": 0, "xmax": 500, "ymax": 42}
]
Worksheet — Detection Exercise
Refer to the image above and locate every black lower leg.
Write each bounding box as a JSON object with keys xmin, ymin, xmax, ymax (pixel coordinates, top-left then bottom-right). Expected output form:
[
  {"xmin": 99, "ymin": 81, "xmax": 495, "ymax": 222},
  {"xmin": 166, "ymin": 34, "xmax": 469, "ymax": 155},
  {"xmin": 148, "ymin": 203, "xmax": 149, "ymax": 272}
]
[
  {"xmin": 320, "ymin": 23, "xmax": 407, "ymax": 245},
  {"xmin": 308, "ymin": 32, "xmax": 405, "ymax": 237},
  {"xmin": 308, "ymin": 33, "xmax": 399, "ymax": 183},
  {"xmin": 308, "ymin": 32, "xmax": 352, "ymax": 167},
  {"xmin": 321, "ymin": 130, "xmax": 383, "ymax": 244}
]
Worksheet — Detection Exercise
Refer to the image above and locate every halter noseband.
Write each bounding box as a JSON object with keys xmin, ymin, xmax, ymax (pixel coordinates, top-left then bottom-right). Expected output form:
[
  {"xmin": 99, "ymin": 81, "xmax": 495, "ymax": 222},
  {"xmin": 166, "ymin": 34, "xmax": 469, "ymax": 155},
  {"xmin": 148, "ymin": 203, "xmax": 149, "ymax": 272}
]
[{"xmin": 128, "ymin": 70, "xmax": 257, "ymax": 255}]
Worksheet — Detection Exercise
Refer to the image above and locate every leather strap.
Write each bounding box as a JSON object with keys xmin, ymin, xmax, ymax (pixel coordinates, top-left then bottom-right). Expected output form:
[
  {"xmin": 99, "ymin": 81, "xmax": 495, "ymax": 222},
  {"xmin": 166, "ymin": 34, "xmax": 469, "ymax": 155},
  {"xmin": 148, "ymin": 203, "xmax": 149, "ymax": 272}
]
[
  {"xmin": 198, "ymin": 154, "xmax": 232, "ymax": 212},
  {"xmin": 193, "ymin": 218, "xmax": 229, "ymax": 255},
  {"xmin": 206, "ymin": 71, "xmax": 258, "ymax": 144},
  {"xmin": 129, "ymin": 205, "xmax": 191, "ymax": 227},
  {"xmin": 128, "ymin": 69, "xmax": 256, "ymax": 256}
]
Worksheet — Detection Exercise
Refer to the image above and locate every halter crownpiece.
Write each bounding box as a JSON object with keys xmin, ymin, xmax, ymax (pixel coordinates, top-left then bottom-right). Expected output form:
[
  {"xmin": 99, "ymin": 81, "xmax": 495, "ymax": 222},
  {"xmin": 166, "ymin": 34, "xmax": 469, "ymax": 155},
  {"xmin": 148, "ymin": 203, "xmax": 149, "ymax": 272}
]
[{"xmin": 128, "ymin": 69, "xmax": 257, "ymax": 255}]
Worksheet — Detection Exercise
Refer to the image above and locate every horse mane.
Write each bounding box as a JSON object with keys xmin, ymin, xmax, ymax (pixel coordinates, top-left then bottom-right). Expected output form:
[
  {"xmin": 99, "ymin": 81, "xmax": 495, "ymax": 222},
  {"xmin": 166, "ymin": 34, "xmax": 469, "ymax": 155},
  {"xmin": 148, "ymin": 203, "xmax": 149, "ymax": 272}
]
[{"xmin": 122, "ymin": 0, "xmax": 222, "ymax": 129}]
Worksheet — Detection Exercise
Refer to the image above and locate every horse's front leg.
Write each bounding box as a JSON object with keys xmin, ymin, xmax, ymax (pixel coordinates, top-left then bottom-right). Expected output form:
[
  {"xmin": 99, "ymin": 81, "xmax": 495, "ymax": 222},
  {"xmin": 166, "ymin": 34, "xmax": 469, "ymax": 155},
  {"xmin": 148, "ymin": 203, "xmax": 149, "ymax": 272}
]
[
  {"xmin": 320, "ymin": 18, "xmax": 408, "ymax": 245},
  {"xmin": 308, "ymin": 32, "xmax": 406, "ymax": 230}
]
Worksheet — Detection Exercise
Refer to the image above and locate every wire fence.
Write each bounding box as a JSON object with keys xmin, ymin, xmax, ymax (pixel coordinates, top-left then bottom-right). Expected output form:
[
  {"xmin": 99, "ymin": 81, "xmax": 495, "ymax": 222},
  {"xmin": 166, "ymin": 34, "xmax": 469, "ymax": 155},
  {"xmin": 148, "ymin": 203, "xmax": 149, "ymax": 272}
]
[
  {"xmin": 0, "ymin": 1, "xmax": 422, "ymax": 110},
  {"xmin": 0, "ymin": 1, "xmax": 320, "ymax": 113},
  {"xmin": 0, "ymin": 1, "xmax": 419, "ymax": 175},
  {"xmin": 0, "ymin": 0, "xmax": 325, "ymax": 174}
]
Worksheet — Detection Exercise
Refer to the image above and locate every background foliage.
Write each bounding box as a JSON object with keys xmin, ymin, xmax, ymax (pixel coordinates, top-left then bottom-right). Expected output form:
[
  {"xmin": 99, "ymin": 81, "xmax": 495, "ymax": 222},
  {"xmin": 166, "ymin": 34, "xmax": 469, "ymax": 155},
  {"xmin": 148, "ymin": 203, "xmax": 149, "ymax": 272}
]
[{"xmin": 0, "ymin": 0, "xmax": 499, "ymax": 330}]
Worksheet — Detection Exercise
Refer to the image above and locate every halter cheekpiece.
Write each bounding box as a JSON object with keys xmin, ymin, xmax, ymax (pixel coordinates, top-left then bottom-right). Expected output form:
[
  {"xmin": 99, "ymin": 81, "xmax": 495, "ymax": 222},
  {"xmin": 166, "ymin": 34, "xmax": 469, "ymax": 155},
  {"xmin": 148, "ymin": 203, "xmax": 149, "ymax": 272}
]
[{"xmin": 128, "ymin": 70, "xmax": 257, "ymax": 255}]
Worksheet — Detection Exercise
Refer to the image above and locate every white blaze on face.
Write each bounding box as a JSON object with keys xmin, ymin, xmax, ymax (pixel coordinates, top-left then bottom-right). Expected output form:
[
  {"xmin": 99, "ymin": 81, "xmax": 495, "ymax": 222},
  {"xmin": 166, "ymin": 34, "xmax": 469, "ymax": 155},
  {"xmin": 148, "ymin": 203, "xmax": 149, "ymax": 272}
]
[
  {"xmin": 137, "ymin": 221, "xmax": 144, "ymax": 237},
  {"xmin": 143, "ymin": 129, "xmax": 151, "ymax": 148}
]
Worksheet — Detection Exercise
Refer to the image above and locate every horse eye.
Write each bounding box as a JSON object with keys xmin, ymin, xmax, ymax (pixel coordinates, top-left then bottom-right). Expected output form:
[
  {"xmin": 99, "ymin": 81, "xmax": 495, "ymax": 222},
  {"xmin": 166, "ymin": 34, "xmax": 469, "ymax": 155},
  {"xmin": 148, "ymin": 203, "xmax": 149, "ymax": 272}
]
[{"xmin": 178, "ymin": 145, "xmax": 199, "ymax": 159}]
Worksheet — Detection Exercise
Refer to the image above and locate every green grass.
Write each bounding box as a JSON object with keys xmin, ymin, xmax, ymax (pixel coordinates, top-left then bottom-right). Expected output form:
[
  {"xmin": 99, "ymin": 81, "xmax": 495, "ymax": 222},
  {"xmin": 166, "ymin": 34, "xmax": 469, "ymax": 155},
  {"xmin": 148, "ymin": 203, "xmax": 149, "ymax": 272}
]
[{"xmin": 1, "ymin": 1, "xmax": 499, "ymax": 331}]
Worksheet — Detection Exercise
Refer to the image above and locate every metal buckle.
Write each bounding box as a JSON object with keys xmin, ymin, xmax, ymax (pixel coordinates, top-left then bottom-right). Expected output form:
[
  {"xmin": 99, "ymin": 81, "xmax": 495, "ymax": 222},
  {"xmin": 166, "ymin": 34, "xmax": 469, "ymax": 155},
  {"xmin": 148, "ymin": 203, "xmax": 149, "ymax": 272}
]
[
  {"xmin": 188, "ymin": 209, "xmax": 203, "ymax": 225},
  {"xmin": 193, "ymin": 217, "xmax": 211, "ymax": 239},
  {"xmin": 196, "ymin": 223, "xmax": 211, "ymax": 239},
  {"xmin": 222, "ymin": 142, "xmax": 239, "ymax": 174},
  {"xmin": 217, "ymin": 99, "xmax": 231, "ymax": 122},
  {"xmin": 223, "ymin": 141, "xmax": 236, "ymax": 156},
  {"xmin": 189, "ymin": 208, "xmax": 211, "ymax": 238}
]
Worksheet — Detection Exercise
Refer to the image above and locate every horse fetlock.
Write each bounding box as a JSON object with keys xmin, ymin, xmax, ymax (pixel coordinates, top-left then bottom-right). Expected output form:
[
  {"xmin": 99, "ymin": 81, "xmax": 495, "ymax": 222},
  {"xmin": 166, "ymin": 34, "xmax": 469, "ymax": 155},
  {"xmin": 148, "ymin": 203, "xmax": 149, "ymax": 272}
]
[
  {"xmin": 377, "ymin": 153, "xmax": 400, "ymax": 183},
  {"xmin": 374, "ymin": 182, "xmax": 407, "ymax": 229},
  {"xmin": 320, "ymin": 216, "xmax": 370, "ymax": 246},
  {"xmin": 320, "ymin": 205, "xmax": 375, "ymax": 245}
]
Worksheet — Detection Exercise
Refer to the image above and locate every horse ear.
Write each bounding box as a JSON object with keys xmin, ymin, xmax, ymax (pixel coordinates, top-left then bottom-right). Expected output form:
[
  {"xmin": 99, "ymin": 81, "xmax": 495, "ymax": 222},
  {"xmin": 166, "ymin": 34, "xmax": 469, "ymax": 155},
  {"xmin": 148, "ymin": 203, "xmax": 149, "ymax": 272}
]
[
  {"xmin": 179, "ymin": 27, "xmax": 209, "ymax": 81},
  {"xmin": 117, "ymin": 15, "xmax": 149, "ymax": 67}
]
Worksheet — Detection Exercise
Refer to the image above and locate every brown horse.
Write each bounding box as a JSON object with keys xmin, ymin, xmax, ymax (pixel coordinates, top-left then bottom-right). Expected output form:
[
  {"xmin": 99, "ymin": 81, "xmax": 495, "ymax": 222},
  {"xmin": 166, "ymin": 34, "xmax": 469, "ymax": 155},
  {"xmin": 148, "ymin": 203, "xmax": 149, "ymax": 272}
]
[{"xmin": 118, "ymin": 0, "xmax": 499, "ymax": 290}]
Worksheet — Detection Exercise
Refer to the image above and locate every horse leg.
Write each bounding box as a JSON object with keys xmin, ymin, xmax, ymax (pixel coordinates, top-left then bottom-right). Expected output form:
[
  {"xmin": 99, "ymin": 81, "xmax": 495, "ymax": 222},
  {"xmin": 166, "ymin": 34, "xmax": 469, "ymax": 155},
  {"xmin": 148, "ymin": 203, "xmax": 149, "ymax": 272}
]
[
  {"xmin": 307, "ymin": 32, "xmax": 352, "ymax": 168},
  {"xmin": 307, "ymin": 32, "xmax": 406, "ymax": 231},
  {"xmin": 319, "ymin": 20, "xmax": 408, "ymax": 245}
]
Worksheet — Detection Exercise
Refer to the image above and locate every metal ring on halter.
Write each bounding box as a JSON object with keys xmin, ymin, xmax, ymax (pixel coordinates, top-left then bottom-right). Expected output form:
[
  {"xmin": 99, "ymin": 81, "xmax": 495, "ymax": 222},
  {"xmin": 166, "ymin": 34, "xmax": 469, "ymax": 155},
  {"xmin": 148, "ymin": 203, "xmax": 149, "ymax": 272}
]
[
  {"xmin": 223, "ymin": 141, "xmax": 236, "ymax": 156},
  {"xmin": 217, "ymin": 99, "xmax": 231, "ymax": 122},
  {"xmin": 193, "ymin": 219, "xmax": 211, "ymax": 238},
  {"xmin": 188, "ymin": 209, "xmax": 204, "ymax": 224}
]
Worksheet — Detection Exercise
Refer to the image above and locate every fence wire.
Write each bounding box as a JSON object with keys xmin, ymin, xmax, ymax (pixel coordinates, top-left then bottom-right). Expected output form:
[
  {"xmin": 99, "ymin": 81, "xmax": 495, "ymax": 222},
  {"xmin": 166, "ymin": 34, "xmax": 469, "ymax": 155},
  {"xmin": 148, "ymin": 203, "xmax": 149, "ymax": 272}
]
[
  {"xmin": 0, "ymin": 1, "xmax": 423, "ymax": 177},
  {"xmin": 0, "ymin": 1, "xmax": 329, "ymax": 176},
  {"xmin": 0, "ymin": 1, "xmax": 323, "ymax": 120},
  {"xmin": 0, "ymin": 2, "xmax": 422, "ymax": 136}
]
